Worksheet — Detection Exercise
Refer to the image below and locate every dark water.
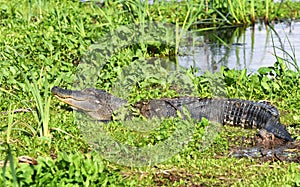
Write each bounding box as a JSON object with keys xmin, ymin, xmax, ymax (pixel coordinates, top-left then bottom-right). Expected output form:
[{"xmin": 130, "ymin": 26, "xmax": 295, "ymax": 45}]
[{"xmin": 178, "ymin": 21, "xmax": 300, "ymax": 73}]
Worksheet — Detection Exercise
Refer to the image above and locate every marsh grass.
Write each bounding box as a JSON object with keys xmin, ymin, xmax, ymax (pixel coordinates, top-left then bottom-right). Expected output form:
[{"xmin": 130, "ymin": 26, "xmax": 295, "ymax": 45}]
[
  {"xmin": 227, "ymin": 0, "xmax": 248, "ymax": 24},
  {"xmin": 265, "ymin": 0, "xmax": 270, "ymax": 24},
  {"xmin": 0, "ymin": 88, "xmax": 38, "ymax": 137},
  {"xmin": 5, "ymin": 105, "xmax": 15, "ymax": 143},
  {"xmin": 23, "ymin": 71, "xmax": 51, "ymax": 137},
  {"xmin": 250, "ymin": 0, "xmax": 255, "ymax": 25},
  {"xmin": 269, "ymin": 25, "xmax": 299, "ymax": 72},
  {"xmin": 1, "ymin": 144, "xmax": 17, "ymax": 187},
  {"xmin": 175, "ymin": 1, "xmax": 204, "ymax": 57},
  {"xmin": 21, "ymin": 67, "xmax": 63, "ymax": 138}
]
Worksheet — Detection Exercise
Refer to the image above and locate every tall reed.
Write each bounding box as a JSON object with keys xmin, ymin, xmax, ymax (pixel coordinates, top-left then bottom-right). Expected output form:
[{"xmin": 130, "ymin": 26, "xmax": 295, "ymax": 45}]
[
  {"xmin": 2, "ymin": 144, "xmax": 18, "ymax": 187},
  {"xmin": 227, "ymin": 0, "xmax": 249, "ymax": 24},
  {"xmin": 265, "ymin": 0, "xmax": 269, "ymax": 24},
  {"xmin": 269, "ymin": 25, "xmax": 299, "ymax": 72},
  {"xmin": 22, "ymin": 67, "xmax": 62, "ymax": 137},
  {"xmin": 250, "ymin": 0, "xmax": 255, "ymax": 25}
]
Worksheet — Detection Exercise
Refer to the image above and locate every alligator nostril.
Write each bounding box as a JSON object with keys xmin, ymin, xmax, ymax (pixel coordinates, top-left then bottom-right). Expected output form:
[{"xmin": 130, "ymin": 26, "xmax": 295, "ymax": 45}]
[{"xmin": 51, "ymin": 86, "xmax": 60, "ymax": 94}]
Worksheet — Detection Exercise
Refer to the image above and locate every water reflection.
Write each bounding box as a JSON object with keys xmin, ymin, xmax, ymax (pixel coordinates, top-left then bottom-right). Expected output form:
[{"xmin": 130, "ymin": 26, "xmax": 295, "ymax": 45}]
[{"xmin": 178, "ymin": 21, "xmax": 300, "ymax": 73}]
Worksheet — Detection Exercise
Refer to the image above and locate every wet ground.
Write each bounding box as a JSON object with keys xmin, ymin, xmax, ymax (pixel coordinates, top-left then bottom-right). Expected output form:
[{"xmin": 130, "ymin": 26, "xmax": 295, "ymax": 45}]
[{"xmin": 228, "ymin": 131, "xmax": 300, "ymax": 163}]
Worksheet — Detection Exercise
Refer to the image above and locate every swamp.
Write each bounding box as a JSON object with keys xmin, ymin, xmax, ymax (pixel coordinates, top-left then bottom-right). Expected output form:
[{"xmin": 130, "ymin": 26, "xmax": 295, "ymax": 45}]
[{"xmin": 0, "ymin": 0, "xmax": 300, "ymax": 186}]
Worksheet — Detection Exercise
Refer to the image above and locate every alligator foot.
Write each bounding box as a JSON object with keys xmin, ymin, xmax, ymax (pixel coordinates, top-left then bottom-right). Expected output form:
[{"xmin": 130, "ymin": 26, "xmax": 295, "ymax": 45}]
[{"xmin": 254, "ymin": 129, "xmax": 285, "ymax": 148}]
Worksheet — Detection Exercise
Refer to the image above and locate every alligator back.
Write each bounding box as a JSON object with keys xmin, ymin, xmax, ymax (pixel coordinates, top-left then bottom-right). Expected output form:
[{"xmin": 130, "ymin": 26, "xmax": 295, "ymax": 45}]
[{"xmin": 136, "ymin": 97, "xmax": 293, "ymax": 141}]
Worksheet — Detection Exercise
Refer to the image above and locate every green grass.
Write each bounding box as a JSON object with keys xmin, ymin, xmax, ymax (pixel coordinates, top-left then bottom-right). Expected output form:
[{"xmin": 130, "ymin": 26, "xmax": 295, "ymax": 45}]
[{"xmin": 0, "ymin": 0, "xmax": 299, "ymax": 186}]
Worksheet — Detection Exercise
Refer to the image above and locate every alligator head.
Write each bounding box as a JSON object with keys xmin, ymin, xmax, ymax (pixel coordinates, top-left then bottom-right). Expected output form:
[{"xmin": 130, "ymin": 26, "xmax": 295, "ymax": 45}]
[{"xmin": 51, "ymin": 86, "xmax": 127, "ymax": 120}]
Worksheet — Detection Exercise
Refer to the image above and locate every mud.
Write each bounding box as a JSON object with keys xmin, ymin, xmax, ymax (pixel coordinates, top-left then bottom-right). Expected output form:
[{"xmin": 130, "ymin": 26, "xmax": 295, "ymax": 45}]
[{"xmin": 228, "ymin": 130, "xmax": 300, "ymax": 163}]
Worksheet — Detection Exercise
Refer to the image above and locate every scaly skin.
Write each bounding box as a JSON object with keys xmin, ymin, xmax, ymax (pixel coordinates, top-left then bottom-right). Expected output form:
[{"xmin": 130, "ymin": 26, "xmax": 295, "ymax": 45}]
[{"xmin": 51, "ymin": 86, "xmax": 294, "ymax": 141}]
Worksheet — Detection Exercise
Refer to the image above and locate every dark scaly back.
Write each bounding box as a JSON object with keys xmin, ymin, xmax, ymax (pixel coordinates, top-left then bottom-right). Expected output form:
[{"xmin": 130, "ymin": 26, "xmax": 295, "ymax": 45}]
[
  {"xmin": 156, "ymin": 97, "xmax": 292, "ymax": 141},
  {"xmin": 221, "ymin": 99, "xmax": 280, "ymax": 129},
  {"xmin": 160, "ymin": 97, "xmax": 279, "ymax": 129}
]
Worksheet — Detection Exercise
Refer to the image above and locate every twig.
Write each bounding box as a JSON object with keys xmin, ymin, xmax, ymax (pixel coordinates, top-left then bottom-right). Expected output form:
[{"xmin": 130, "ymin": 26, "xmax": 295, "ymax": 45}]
[{"xmin": 0, "ymin": 108, "xmax": 32, "ymax": 115}]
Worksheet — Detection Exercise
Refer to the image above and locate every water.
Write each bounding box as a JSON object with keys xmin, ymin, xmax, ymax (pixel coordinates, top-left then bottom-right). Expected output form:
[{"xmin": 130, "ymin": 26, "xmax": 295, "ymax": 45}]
[{"xmin": 178, "ymin": 21, "xmax": 300, "ymax": 73}]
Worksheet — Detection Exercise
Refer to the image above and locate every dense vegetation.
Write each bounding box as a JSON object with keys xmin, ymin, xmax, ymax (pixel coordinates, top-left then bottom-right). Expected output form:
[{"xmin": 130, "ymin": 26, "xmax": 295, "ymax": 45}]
[{"xmin": 0, "ymin": 0, "xmax": 299, "ymax": 186}]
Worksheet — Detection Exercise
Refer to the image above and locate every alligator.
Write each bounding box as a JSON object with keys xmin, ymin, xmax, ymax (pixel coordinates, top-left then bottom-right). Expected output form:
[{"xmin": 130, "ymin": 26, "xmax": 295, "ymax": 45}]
[{"xmin": 51, "ymin": 86, "xmax": 294, "ymax": 142}]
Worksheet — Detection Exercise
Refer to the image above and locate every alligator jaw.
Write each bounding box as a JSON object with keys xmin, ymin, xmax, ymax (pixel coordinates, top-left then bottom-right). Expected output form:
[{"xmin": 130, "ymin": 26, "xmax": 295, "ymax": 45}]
[
  {"xmin": 51, "ymin": 86, "xmax": 99, "ymax": 112},
  {"xmin": 51, "ymin": 86, "xmax": 127, "ymax": 121}
]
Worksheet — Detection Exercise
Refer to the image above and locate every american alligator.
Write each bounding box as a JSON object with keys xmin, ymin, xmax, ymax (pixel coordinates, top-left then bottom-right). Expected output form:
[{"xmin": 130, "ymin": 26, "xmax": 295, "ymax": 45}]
[{"xmin": 51, "ymin": 86, "xmax": 294, "ymax": 142}]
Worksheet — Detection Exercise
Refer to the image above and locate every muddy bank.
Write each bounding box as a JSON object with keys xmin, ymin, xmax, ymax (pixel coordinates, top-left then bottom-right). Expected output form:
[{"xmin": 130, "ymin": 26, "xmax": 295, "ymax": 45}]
[{"xmin": 228, "ymin": 131, "xmax": 300, "ymax": 163}]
